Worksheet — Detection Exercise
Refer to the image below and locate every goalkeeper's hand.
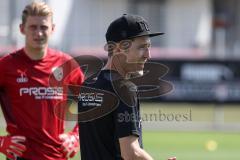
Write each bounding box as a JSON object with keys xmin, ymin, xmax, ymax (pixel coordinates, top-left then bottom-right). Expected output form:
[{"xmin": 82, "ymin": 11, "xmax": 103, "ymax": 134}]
[
  {"xmin": 59, "ymin": 132, "xmax": 79, "ymax": 158},
  {"xmin": 0, "ymin": 135, "xmax": 26, "ymax": 160}
]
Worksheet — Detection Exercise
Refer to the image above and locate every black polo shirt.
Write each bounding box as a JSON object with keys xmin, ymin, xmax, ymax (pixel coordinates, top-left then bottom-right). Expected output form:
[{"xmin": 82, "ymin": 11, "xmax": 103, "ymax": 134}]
[{"xmin": 78, "ymin": 70, "xmax": 142, "ymax": 160}]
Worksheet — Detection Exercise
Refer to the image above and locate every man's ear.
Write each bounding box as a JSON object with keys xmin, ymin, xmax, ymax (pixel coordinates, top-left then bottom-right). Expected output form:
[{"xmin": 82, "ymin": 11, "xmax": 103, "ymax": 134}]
[{"xmin": 19, "ymin": 24, "xmax": 25, "ymax": 34}]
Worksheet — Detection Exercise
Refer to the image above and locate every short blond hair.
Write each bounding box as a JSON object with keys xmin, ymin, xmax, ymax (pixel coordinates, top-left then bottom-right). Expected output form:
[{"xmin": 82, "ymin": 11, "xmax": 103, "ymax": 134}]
[{"xmin": 22, "ymin": 1, "xmax": 53, "ymax": 24}]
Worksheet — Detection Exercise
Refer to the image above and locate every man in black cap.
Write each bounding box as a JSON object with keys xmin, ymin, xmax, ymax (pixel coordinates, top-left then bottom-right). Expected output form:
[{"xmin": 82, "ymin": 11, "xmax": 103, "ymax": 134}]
[{"xmin": 78, "ymin": 14, "xmax": 164, "ymax": 160}]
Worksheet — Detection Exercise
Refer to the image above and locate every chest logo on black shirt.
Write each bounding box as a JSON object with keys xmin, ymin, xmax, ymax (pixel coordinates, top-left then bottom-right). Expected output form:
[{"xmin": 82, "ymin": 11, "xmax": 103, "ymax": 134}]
[
  {"xmin": 16, "ymin": 69, "xmax": 28, "ymax": 83},
  {"xmin": 78, "ymin": 92, "xmax": 104, "ymax": 107},
  {"xmin": 52, "ymin": 67, "xmax": 63, "ymax": 81}
]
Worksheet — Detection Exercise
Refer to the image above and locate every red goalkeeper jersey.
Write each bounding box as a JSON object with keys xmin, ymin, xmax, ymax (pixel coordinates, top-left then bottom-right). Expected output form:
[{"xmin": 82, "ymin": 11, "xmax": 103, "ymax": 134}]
[{"xmin": 0, "ymin": 48, "xmax": 84, "ymax": 160}]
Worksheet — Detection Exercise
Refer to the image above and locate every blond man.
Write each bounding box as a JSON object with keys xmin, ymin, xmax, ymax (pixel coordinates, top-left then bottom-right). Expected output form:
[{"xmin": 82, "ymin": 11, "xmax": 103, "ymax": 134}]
[{"xmin": 0, "ymin": 2, "xmax": 84, "ymax": 160}]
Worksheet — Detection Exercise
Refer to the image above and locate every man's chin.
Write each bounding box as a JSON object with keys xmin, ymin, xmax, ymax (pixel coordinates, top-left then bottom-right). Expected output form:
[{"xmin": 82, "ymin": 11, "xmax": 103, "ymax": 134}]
[
  {"xmin": 33, "ymin": 44, "xmax": 47, "ymax": 50},
  {"xmin": 127, "ymin": 70, "xmax": 144, "ymax": 79},
  {"xmin": 136, "ymin": 70, "xmax": 144, "ymax": 76}
]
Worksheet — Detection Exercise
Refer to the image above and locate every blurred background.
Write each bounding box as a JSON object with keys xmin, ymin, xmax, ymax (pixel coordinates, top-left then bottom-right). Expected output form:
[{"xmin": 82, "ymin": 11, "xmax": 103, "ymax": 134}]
[{"xmin": 0, "ymin": 0, "xmax": 240, "ymax": 160}]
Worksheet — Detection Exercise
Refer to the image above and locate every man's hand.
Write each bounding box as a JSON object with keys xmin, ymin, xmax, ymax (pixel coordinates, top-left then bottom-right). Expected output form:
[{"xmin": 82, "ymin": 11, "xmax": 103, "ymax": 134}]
[
  {"xmin": 119, "ymin": 136, "xmax": 154, "ymax": 160},
  {"xmin": 59, "ymin": 132, "xmax": 79, "ymax": 158},
  {"xmin": 0, "ymin": 135, "xmax": 26, "ymax": 159}
]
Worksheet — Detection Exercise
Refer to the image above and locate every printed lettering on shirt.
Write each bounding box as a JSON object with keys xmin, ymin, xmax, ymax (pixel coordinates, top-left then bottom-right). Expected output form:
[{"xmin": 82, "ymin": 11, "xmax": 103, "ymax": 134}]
[
  {"xmin": 78, "ymin": 92, "xmax": 104, "ymax": 107},
  {"xmin": 19, "ymin": 87, "xmax": 63, "ymax": 100}
]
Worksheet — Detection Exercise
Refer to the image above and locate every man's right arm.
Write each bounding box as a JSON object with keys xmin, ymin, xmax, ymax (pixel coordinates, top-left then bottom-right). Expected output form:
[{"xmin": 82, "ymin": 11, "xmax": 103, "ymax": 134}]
[{"xmin": 119, "ymin": 135, "xmax": 153, "ymax": 160}]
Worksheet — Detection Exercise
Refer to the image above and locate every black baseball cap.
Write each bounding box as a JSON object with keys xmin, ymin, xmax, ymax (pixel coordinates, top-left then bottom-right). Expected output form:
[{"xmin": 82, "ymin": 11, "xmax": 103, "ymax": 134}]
[{"xmin": 106, "ymin": 14, "xmax": 164, "ymax": 42}]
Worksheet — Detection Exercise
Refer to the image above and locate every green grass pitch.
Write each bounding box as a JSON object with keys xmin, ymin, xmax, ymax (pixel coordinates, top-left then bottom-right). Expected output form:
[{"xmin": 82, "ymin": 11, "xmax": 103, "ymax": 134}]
[{"xmin": 143, "ymin": 131, "xmax": 240, "ymax": 160}]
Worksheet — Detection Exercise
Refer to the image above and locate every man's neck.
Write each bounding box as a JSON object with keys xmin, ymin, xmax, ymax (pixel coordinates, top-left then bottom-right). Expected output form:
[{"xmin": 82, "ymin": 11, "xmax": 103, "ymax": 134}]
[
  {"xmin": 24, "ymin": 46, "xmax": 48, "ymax": 60},
  {"xmin": 103, "ymin": 58, "xmax": 127, "ymax": 78}
]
